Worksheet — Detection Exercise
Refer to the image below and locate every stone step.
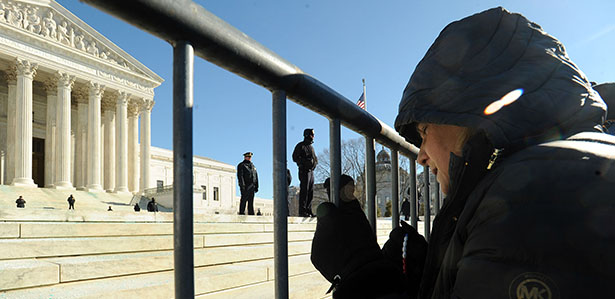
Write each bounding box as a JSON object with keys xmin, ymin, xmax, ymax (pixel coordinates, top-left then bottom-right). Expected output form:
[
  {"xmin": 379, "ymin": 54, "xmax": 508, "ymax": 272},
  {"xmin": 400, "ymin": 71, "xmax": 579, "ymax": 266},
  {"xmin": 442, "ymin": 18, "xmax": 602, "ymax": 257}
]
[
  {"xmin": 0, "ymin": 259, "xmax": 59, "ymax": 291},
  {"xmin": 16, "ymin": 222, "xmax": 290, "ymax": 238},
  {"xmin": 0, "ymin": 261, "xmax": 272, "ymax": 299},
  {"xmin": 0, "ymin": 235, "xmax": 204, "ymax": 260},
  {"xmin": 203, "ymin": 231, "xmax": 315, "ymax": 247},
  {"xmin": 36, "ymin": 242, "xmax": 312, "ymax": 284},
  {"xmin": 196, "ymin": 271, "xmax": 330, "ymax": 299},
  {"xmin": 0, "ymin": 223, "xmax": 19, "ymax": 238}
]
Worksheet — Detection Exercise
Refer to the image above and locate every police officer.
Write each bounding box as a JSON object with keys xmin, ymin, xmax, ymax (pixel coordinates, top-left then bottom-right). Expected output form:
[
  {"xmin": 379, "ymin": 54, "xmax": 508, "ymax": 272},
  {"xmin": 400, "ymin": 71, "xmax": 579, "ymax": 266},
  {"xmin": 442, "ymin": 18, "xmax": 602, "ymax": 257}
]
[
  {"xmin": 292, "ymin": 128, "xmax": 318, "ymax": 217},
  {"xmin": 237, "ymin": 152, "xmax": 259, "ymax": 215}
]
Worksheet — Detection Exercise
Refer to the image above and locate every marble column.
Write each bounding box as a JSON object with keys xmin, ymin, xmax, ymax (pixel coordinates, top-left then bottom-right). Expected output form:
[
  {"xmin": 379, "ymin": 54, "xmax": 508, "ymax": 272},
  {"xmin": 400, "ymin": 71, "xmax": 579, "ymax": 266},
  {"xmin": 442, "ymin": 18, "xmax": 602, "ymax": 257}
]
[
  {"xmin": 43, "ymin": 80, "xmax": 57, "ymax": 188},
  {"xmin": 127, "ymin": 101, "xmax": 139, "ymax": 192},
  {"xmin": 74, "ymin": 87, "xmax": 88, "ymax": 189},
  {"xmin": 102, "ymin": 98, "xmax": 115, "ymax": 192},
  {"xmin": 0, "ymin": 150, "xmax": 4, "ymax": 185},
  {"xmin": 5, "ymin": 68, "xmax": 16, "ymax": 185},
  {"xmin": 12, "ymin": 58, "xmax": 37, "ymax": 187},
  {"xmin": 54, "ymin": 72, "xmax": 75, "ymax": 189},
  {"xmin": 114, "ymin": 92, "xmax": 129, "ymax": 193},
  {"xmin": 86, "ymin": 82, "xmax": 104, "ymax": 191},
  {"xmin": 139, "ymin": 99, "xmax": 154, "ymax": 191}
]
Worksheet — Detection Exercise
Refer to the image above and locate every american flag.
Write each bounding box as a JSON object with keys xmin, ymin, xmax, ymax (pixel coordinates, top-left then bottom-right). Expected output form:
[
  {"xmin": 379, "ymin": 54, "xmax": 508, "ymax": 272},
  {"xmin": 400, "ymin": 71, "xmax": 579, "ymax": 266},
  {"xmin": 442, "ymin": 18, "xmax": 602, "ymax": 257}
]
[{"xmin": 356, "ymin": 92, "xmax": 366, "ymax": 110}]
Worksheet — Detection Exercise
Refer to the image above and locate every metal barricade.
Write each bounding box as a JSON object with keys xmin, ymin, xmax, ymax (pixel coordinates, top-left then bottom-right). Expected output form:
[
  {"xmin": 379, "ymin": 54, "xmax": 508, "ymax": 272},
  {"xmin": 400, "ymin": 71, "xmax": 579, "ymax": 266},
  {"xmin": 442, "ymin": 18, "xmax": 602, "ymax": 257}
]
[{"xmin": 81, "ymin": 1, "xmax": 434, "ymax": 297}]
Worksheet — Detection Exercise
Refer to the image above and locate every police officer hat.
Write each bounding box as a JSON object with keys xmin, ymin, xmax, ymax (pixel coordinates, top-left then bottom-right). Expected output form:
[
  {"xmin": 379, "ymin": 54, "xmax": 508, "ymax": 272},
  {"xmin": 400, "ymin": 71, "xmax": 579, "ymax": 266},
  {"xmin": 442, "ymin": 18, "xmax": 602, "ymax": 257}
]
[
  {"xmin": 243, "ymin": 152, "xmax": 253, "ymax": 157},
  {"xmin": 303, "ymin": 128, "xmax": 315, "ymax": 137}
]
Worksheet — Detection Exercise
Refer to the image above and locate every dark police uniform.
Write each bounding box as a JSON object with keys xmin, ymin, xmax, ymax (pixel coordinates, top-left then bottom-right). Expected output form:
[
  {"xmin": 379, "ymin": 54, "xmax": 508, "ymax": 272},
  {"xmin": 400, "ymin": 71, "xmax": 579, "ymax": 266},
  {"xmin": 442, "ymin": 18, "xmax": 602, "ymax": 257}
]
[
  {"xmin": 292, "ymin": 129, "xmax": 318, "ymax": 217},
  {"xmin": 237, "ymin": 152, "xmax": 259, "ymax": 215}
]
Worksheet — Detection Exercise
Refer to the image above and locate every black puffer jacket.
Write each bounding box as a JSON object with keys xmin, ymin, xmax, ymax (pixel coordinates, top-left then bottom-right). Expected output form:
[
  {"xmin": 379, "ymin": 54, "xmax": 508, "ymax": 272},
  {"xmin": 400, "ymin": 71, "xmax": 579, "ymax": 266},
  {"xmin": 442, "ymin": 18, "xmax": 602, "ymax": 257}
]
[{"xmin": 394, "ymin": 7, "xmax": 615, "ymax": 299}]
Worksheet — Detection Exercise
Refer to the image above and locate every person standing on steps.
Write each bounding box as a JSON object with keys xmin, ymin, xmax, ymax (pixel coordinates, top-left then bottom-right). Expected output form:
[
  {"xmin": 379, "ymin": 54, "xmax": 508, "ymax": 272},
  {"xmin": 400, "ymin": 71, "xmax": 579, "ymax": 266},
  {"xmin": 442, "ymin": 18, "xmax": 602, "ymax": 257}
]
[
  {"xmin": 67, "ymin": 194, "xmax": 75, "ymax": 210},
  {"xmin": 237, "ymin": 152, "xmax": 259, "ymax": 215},
  {"xmin": 292, "ymin": 128, "xmax": 318, "ymax": 217}
]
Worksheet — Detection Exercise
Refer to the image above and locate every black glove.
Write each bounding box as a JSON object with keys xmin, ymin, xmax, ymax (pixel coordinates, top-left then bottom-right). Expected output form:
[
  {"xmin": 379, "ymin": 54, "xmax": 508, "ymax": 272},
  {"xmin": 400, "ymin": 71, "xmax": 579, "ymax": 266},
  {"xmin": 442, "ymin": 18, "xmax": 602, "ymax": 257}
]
[
  {"xmin": 311, "ymin": 200, "xmax": 404, "ymax": 298},
  {"xmin": 254, "ymin": 188, "xmax": 258, "ymax": 193},
  {"xmin": 381, "ymin": 220, "xmax": 428, "ymax": 298}
]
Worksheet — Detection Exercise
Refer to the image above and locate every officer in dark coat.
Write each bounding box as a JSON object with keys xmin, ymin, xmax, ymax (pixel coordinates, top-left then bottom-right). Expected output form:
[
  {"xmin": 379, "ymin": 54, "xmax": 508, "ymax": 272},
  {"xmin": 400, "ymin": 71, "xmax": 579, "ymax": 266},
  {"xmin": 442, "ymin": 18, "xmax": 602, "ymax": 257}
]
[
  {"xmin": 292, "ymin": 128, "xmax": 318, "ymax": 217},
  {"xmin": 237, "ymin": 152, "xmax": 259, "ymax": 215},
  {"xmin": 311, "ymin": 7, "xmax": 615, "ymax": 299},
  {"xmin": 67, "ymin": 194, "xmax": 75, "ymax": 210},
  {"xmin": 15, "ymin": 196, "xmax": 26, "ymax": 208}
]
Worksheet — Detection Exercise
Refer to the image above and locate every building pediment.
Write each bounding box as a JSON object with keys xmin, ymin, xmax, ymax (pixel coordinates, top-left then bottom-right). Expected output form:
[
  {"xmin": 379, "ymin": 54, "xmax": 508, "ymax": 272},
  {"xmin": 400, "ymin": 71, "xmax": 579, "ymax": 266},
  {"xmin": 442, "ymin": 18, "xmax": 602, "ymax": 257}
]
[{"xmin": 0, "ymin": 0, "xmax": 163, "ymax": 89}]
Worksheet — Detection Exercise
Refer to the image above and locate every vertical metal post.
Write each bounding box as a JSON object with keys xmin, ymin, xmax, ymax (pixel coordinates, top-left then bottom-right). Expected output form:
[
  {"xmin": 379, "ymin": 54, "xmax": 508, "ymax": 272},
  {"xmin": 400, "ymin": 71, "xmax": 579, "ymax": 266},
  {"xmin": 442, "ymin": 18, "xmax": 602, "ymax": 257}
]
[
  {"xmin": 272, "ymin": 90, "xmax": 289, "ymax": 299},
  {"xmin": 173, "ymin": 40, "xmax": 194, "ymax": 298},
  {"xmin": 409, "ymin": 159, "xmax": 418, "ymax": 229},
  {"xmin": 423, "ymin": 167, "xmax": 431, "ymax": 241},
  {"xmin": 329, "ymin": 119, "xmax": 341, "ymax": 206},
  {"xmin": 434, "ymin": 179, "xmax": 440, "ymax": 214},
  {"xmin": 391, "ymin": 150, "xmax": 399, "ymax": 228},
  {"xmin": 365, "ymin": 137, "xmax": 376, "ymax": 233}
]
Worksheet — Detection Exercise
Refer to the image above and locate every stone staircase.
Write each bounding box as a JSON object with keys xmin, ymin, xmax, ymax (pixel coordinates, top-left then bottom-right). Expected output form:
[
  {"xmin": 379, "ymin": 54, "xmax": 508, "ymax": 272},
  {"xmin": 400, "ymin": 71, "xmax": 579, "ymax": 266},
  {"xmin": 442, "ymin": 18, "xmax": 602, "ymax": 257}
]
[{"xmin": 0, "ymin": 208, "xmax": 405, "ymax": 299}]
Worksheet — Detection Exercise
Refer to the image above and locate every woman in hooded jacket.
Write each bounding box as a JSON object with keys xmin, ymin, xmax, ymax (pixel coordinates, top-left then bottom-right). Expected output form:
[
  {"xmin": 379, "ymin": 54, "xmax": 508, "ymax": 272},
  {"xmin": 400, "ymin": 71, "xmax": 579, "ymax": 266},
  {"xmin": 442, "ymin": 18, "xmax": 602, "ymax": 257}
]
[{"xmin": 311, "ymin": 7, "xmax": 615, "ymax": 299}]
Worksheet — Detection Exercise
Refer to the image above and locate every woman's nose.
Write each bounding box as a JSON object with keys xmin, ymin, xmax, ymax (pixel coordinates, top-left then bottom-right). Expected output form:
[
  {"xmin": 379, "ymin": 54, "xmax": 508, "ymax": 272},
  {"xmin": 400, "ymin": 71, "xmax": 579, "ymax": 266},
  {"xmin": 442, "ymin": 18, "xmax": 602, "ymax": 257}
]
[{"xmin": 417, "ymin": 146, "xmax": 428, "ymax": 166}]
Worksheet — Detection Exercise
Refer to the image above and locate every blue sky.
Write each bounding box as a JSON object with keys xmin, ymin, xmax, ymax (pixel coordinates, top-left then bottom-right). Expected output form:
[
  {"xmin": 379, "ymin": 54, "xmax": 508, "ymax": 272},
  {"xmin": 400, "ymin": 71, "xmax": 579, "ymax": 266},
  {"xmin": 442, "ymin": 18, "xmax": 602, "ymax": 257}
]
[{"xmin": 57, "ymin": 0, "xmax": 615, "ymax": 199}]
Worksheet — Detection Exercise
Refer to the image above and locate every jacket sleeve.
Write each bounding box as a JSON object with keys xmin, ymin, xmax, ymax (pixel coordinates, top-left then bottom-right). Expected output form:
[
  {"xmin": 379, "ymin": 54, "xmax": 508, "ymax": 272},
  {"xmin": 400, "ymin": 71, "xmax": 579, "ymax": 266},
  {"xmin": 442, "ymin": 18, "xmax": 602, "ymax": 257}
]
[
  {"xmin": 292, "ymin": 143, "xmax": 300, "ymax": 164},
  {"xmin": 237, "ymin": 165, "xmax": 245, "ymax": 188},
  {"xmin": 254, "ymin": 168, "xmax": 259, "ymax": 190}
]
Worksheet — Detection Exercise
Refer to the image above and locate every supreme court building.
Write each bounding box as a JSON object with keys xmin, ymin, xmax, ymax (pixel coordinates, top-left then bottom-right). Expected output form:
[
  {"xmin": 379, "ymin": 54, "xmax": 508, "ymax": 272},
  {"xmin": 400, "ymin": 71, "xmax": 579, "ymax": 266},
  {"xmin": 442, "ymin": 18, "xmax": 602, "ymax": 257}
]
[{"xmin": 0, "ymin": 0, "xmax": 240, "ymax": 214}]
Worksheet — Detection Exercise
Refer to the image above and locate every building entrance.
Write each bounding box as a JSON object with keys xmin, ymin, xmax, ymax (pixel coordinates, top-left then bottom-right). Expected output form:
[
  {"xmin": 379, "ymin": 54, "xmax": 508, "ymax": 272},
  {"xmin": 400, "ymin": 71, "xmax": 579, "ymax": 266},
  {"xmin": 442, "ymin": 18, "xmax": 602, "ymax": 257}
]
[{"xmin": 32, "ymin": 138, "xmax": 45, "ymax": 187}]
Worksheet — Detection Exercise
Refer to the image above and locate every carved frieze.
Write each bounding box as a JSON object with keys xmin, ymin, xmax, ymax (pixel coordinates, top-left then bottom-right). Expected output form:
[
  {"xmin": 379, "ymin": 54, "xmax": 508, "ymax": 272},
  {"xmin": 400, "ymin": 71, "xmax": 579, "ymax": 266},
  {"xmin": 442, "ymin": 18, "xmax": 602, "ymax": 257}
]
[{"xmin": 0, "ymin": 0, "xmax": 146, "ymax": 76}]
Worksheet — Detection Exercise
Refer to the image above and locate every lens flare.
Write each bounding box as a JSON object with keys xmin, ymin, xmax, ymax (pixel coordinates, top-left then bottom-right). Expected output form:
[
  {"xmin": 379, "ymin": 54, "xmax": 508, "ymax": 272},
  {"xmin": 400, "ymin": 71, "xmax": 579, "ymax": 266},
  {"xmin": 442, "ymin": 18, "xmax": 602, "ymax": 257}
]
[{"xmin": 484, "ymin": 89, "xmax": 524, "ymax": 115}]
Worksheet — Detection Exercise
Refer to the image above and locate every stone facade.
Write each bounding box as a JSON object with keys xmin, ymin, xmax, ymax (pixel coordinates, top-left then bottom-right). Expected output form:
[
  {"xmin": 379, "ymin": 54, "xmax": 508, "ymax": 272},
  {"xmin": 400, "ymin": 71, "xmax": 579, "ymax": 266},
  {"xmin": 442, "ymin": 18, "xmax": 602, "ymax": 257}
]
[{"xmin": 0, "ymin": 0, "xmax": 162, "ymax": 192}]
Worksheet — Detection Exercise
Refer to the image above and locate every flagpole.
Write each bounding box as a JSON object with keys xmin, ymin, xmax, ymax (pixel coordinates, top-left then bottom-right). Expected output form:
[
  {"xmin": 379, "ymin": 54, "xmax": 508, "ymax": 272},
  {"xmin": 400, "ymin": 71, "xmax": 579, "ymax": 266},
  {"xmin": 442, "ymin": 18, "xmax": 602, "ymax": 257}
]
[{"xmin": 362, "ymin": 78, "xmax": 366, "ymax": 110}]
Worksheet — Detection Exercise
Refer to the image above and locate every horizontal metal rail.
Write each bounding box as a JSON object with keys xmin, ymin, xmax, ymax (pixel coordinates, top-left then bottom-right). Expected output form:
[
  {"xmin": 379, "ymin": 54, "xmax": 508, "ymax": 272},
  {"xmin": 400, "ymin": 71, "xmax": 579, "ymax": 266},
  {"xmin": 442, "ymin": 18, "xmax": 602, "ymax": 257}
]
[{"xmin": 80, "ymin": 0, "xmax": 419, "ymax": 158}]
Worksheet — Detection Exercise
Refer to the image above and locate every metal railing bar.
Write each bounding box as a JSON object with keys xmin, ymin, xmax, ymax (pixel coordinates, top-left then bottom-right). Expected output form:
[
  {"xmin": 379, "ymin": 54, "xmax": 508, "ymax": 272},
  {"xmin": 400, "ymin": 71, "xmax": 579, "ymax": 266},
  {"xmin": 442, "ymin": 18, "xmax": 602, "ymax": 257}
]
[
  {"xmin": 410, "ymin": 159, "xmax": 418, "ymax": 229},
  {"xmin": 365, "ymin": 137, "xmax": 376, "ymax": 232},
  {"xmin": 173, "ymin": 40, "xmax": 195, "ymax": 298},
  {"xmin": 329, "ymin": 119, "xmax": 341, "ymax": 206},
  {"xmin": 391, "ymin": 150, "xmax": 400, "ymax": 229},
  {"xmin": 272, "ymin": 90, "xmax": 289, "ymax": 299},
  {"xmin": 80, "ymin": 0, "xmax": 418, "ymax": 159}
]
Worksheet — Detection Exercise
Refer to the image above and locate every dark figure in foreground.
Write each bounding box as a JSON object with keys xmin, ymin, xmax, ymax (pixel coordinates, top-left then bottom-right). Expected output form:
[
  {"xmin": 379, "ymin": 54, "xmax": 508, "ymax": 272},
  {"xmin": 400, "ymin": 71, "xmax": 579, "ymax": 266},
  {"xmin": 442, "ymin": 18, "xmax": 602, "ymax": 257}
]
[
  {"xmin": 323, "ymin": 174, "xmax": 356, "ymax": 202},
  {"xmin": 134, "ymin": 203, "xmax": 140, "ymax": 212},
  {"xmin": 292, "ymin": 128, "xmax": 318, "ymax": 217},
  {"xmin": 237, "ymin": 152, "xmax": 259, "ymax": 215},
  {"xmin": 147, "ymin": 198, "xmax": 158, "ymax": 212},
  {"xmin": 107, "ymin": 206, "xmax": 113, "ymax": 211},
  {"xmin": 67, "ymin": 194, "xmax": 75, "ymax": 210},
  {"xmin": 401, "ymin": 198, "xmax": 410, "ymax": 221},
  {"xmin": 15, "ymin": 196, "xmax": 25, "ymax": 208},
  {"xmin": 256, "ymin": 208, "xmax": 262, "ymax": 216},
  {"xmin": 311, "ymin": 7, "xmax": 615, "ymax": 298}
]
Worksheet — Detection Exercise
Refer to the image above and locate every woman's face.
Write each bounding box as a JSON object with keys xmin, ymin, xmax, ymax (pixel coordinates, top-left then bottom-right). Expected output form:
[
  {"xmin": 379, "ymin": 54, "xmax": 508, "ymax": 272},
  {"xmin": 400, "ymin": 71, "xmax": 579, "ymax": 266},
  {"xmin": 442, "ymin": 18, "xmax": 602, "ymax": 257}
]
[{"xmin": 416, "ymin": 123, "xmax": 467, "ymax": 195}]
